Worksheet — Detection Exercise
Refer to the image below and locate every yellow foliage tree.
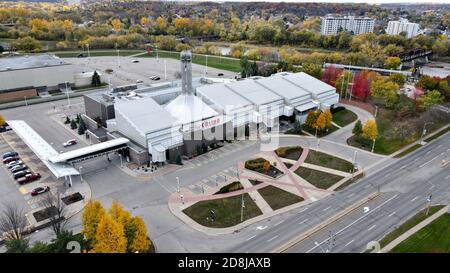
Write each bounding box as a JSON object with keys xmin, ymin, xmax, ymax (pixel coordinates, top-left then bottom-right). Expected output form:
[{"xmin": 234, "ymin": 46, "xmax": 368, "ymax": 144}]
[
  {"xmin": 155, "ymin": 16, "xmax": 167, "ymax": 30},
  {"xmin": 140, "ymin": 17, "xmax": 151, "ymax": 26},
  {"xmin": 323, "ymin": 109, "xmax": 333, "ymax": 129},
  {"xmin": 82, "ymin": 200, "xmax": 105, "ymax": 244},
  {"xmin": 129, "ymin": 216, "xmax": 151, "ymax": 253},
  {"xmin": 111, "ymin": 19, "xmax": 122, "ymax": 32},
  {"xmin": 0, "ymin": 114, "xmax": 5, "ymax": 126},
  {"xmin": 62, "ymin": 19, "xmax": 73, "ymax": 32},
  {"xmin": 362, "ymin": 119, "xmax": 378, "ymax": 140},
  {"xmin": 314, "ymin": 112, "xmax": 327, "ymax": 131},
  {"xmin": 262, "ymin": 161, "xmax": 270, "ymax": 174},
  {"xmin": 93, "ymin": 214, "xmax": 127, "ymax": 253}
]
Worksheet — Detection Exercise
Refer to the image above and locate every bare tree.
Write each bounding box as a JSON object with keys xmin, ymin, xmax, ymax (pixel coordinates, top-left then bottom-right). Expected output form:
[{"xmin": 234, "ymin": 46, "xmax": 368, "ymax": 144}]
[
  {"xmin": 0, "ymin": 202, "xmax": 28, "ymax": 240},
  {"xmin": 42, "ymin": 193, "xmax": 68, "ymax": 236}
]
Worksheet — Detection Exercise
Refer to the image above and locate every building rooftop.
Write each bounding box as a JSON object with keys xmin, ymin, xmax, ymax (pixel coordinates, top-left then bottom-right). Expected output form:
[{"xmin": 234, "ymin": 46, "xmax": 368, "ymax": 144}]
[
  {"xmin": 115, "ymin": 97, "xmax": 178, "ymax": 135},
  {"xmin": 255, "ymin": 75, "xmax": 311, "ymax": 100},
  {"xmin": 196, "ymin": 84, "xmax": 252, "ymax": 113},
  {"xmin": 283, "ymin": 72, "xmax": 335, "ymax": 95},
  {"xmin": 165, "ymin": 94, "xmax": 218, "ymax": 125},
  {"xmin": 0, "ymin": 54, "xmax": 70, "ymax": 72},
  {"xmin": 226, "ymin": 79, "xmax": 283, "ymax": 106}
]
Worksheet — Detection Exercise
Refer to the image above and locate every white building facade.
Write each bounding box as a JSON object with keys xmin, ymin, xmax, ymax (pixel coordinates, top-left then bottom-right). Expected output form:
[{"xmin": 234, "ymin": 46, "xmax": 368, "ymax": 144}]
[
  {"xmin": 321, "ymin": 15, "xmax": 375, "ymax": 35},
  {"xmin": 386, "ymin": 18, "xmax": 420, "ymax": 38}
]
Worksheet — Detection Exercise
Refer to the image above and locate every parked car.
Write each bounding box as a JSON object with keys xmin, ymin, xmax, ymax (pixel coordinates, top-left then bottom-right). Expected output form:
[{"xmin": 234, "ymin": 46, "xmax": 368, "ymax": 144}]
[
  {"xmin": 2, "ymin": 151, "xmax": 18, "ymax": 159},
  {"xmin": 218, "ymin": 73, "xmax": 224, "ymax": 76},
  {"xmin": 17, "ymin": 173, "xmax": 41, "ymax": 185},
  {"xmin": 150, "ymin": 75, "xmax": 160, "ymax": 81},
  {"xmin": 132, "ymin": 60, "xmax": 139, "ymax": 63},
  {"xmin": 11, "ymin": 164, "xmax": 27, "ymax": 173},
  {"xmin": 3, "ymin": 156, "xmax": 19, "ymax": 164},
  {"xmin": 31, "ymin": 186, "xmax": 50, "ymax": 196},
  {"xmin": 77, "ymin": 53, "xmax": 86, "ymax": 58},
  {"xmin": 6, "ymin": 160, "xmax": 23, "ymax": 169},
  {"xmin": 63, "ymin": 139, "xmax": 77, "ymax": 147},
  {"xmin": 136, "ymin": 79, "xmax": 143, "ymax": 83},
  {"xmin": 14, "ymin": 170, "xmax": 32, "ymax": 180}
]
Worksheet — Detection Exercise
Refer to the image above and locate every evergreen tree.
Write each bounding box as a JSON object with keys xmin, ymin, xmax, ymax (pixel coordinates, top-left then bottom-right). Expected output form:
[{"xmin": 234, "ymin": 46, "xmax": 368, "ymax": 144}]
[
  {"xmin": 175, "ymin": 153, "xmax": 182, "ymax": 165},
  {"xmin": 5, "ymin": 238, "xmax": 29, "ymax": 253},
  {"xmin": 91, "ymin": 71, "xmax": 101, "ymax": 87},
  {"xmin": 64, "ymin": 116, "xmax": 70, "ymax": 124},
  {"xmin": 78, "ymin": 117, "xmax": 87, "ymax": 135},
  {"xmin": 70, "ymin": 119, "xmax": 77, "ymax": 130},
  {"xmin": 352, "ymin": 120, "xmax": 363, "ymax": 136}
]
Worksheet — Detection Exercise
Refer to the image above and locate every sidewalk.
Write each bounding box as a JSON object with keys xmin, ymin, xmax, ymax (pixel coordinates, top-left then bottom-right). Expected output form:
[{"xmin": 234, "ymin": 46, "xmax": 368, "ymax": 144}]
[{"xmin": 380, "ymin": 205, "xmax": 450, "ymax": 253}]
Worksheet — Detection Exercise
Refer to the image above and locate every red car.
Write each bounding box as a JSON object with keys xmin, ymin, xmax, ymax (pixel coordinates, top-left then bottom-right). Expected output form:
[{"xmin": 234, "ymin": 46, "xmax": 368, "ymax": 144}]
[
  {"xmin": 17, "ymin": 173, "xmax": 41, "ymax": 185},
  {"xmin": 31, "ymin": 186, "xmax": 50, "ymax": 196},
  {"xmin": 3, "ymin": 156, "xmax": 19, "ymax": 164}
]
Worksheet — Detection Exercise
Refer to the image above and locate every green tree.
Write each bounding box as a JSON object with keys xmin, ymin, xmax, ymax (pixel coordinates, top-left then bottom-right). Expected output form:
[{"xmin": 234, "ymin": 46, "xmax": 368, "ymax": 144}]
[
  {"xmin": 5, "ymin": 238, "xmax": 29, "ymax": 253},
  {"xmin": 388, "ymin": 73, "xmax": 406, "ymax": 86},
  {"xmin": 384, "ymin": 57, "xmax": 401, "ymax": 70},
  {"xmin": 302, "ymin": 63, "xmax": 322, "ymax": 79},
  {"xmin": 419, "ymin": 90, "xmax": 444, "ymax": 110},
  {"xmin": 70, "ymin": 119, "xmax": 77, "ymax": 129},
  {"xmin": 175, "ymin": 153, "xmax": 182, "ymax": 165},
  {"xmin": 91, "ymin": 71, "xmax": 101, "ymax": 87},
  {"xmin": 128, "ymin": 216, "xmax": 151, "ymax": 253},
  {"xmin": 64, "ymin": 116, "xmax": 70, "ymax": 124},
  {"xmin": 28, "ymin": 241, "xmax": 50, "ymax": 253},
  {"xmin": 371, "ymin": 79, "xmax": 399, "ymax": 108},
  {"xmin": 47, "ymin": 230, "xmax": 85, "ymax": 253},
  {"xmin": 78, "ymin": 117, "xmax": 87, "ymax": 135},
  {"xmin": 352, "ymin": 120, "xmax": 363, "ymax": 136},
  {"xmin": 12, "ymin": 36, "xmax": 42, "ymax": 52}
]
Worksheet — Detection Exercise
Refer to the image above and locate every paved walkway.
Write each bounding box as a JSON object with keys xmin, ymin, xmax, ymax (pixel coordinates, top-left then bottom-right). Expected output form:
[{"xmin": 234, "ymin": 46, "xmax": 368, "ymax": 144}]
[{"xmin": 323, "ymin": 103, "xmax": 375, "ymax": 145}]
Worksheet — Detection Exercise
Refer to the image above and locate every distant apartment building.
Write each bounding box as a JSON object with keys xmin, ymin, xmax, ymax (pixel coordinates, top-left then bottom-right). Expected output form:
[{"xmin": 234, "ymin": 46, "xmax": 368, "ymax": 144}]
[
  {"xmin": 386, "ymin": 18, "xmax": 420, "ymax": 38},
  {"xmin": 320, "ymin": 15, "xmax": 375, "ymax": 35}
]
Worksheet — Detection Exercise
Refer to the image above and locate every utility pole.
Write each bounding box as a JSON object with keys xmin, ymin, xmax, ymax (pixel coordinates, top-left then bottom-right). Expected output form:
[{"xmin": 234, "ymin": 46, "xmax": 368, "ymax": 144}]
[
  {"xmin": 240, "ymin": 193, "xmax": 245, "ymax": 222},
  {"xmin": 65, "ymin": 81, "xmax": 71, "ymax": 106}
]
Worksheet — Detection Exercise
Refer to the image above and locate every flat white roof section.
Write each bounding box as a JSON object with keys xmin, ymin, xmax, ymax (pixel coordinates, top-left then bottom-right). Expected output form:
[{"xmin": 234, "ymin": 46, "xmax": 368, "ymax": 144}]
[
  {"xmin": 48, "ymin": 138, "xmax": 129, "ymax": 164},
  {"xmin": 115, "ymin": 97, "xmax": 177, "ymax": 135},
  {"xmin": 255, "ymin": 75, "xmax": 311, "ymax": 100},
  {"xmin": 8, "ymin": 120, "xmax": 79, "ymax": 178},
  {"xmin": 196, "ymin": 84, "xmax": 252, "ymax": 113},
  {"xmin": 226, "ymin": 80, "xmax": 283, "ymax": 106},
  {"xmin": 283, "ymin": 72, "xmax": 336, "ymax": 96},
  {"xmin": 295, "ymin": 102, "xmax": 319, "ymax": 112}
]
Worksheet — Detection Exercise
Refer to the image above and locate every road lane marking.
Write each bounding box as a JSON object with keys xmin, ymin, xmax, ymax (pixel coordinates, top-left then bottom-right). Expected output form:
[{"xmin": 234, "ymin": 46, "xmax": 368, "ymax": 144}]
[
  {"xmin": 344, "ymin": 240, "xmax": 354, "ymax": 247},
  {"xmin": 429, "ymin": 185, "xmax": 435, "ymax": 190},
  {"xmin": 298, "ymin": 218, "xmax": 309, "ymax": 225},
  {"xmin": 246, "ymin": 235, "xmax": 256, "ymax": 241},
  {"xmin": 274, "ymin": 220, "xmax": 284, "ymax": 226},
  {"xmin": 410, "ymin": 196, "xmax": 418, "ymax": 202},
  {"xmin": 267, "ymin": 235, "xmax": 279, "ymax": 242},
  {"xmin": 306, "ymin": 194, "xmax": 399, "ymax": 253},
  {"xmin": 323, "ymin": 206, "xmax": 331, "ymax": 212},
  {"xmin": 399, "ymin": 165, "xmax": 406, "ymax": 170},
  {"xmin": 297, "ymin": 207, "xmax": 308, "ymax": 214},
  {"xmin": 368, "ymin": 224, "xmax": 377, "ymax": 231},
  {"xmin": 384, "ymin": 173, "xmax": 390, "ymax": 178},
  {"xmin": 419, "ymin": 155, "xmax": 440, "ymax": 168},
  {"xmin": 426, "ymin": 151, "xmax": 432, "ymax": 155},
  {"xmin": 388, "ymin": 211, "xmax": 396, "ymax": 217},
  {"xmin": 347, "ymin": 193, "xmax": 355, "ymax": 198}
]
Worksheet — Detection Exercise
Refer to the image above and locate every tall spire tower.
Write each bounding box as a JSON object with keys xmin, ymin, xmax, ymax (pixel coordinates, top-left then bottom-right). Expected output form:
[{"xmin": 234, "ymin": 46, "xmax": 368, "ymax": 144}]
[{"xmin": 180, "ymin": 50, "xmax": 193, "ymax": 95}]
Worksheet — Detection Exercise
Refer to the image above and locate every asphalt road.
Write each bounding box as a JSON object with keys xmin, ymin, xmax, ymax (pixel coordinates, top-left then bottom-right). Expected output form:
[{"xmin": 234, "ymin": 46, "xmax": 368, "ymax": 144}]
[{"xmin": 229, "ymin": 133, "xmax": 450, "ymax": 253}]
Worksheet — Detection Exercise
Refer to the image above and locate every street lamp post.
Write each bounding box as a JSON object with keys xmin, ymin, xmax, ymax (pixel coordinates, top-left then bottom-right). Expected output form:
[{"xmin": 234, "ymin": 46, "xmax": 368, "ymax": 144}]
[
  {"xmin": 371, "ymin": 137, "xmax": 376, "ymax": 153},
  {"xmin": 352, "ymin": 150, "xmax": 357, "ymax": 177},
  {"xmin": 420, "ymin": 122, "xmax": 434, "ymax": 144},
  {"xmin": 426, "ymin": 194, "xmax": 432, "ymax": 216},
  {"xmin": 374, "ymin": 105, "xmax": 379, "ymax": 118},
  {"xmin": 176, "ymin": 176, "xmax": 180, "ymax": 193},
  {"xmin": 24, "ymin": 96, "xmax": 28, "ymax": 106},
  {"xmin": 240, "ymin": 193, "xmax": 245, "ymax": 222},
  {"xmin": 65, "ymin": 81, "xmax": 71, "ymax": 107},
  {"xmin": 164, "ymin": 59, "xmax": 167, "ymax": 80},
  {"xmin": 79, "ymin": 166, "xmax": 83, "ymax": 182},
  {"xmin": 86, "ymin": 43, "xmax": 90, "ymax": 58}
]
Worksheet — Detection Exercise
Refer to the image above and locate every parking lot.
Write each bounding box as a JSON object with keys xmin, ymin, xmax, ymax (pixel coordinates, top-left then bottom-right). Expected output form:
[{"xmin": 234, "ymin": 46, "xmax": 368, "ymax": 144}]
[{"xmin": 67, "ymin": 56, "xmax": 237, "ymax": 86}]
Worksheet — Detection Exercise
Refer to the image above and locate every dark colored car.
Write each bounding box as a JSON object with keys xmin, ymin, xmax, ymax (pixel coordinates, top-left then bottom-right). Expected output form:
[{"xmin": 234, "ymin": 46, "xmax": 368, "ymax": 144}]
[
  {"xmin": 218, "ymin": 73, "xmax": 224, "ymax": 76},
  {"xmin": 17, "ymin": 173, "xmax": 41, "ymax": 185},
  {"xmin": 3, "ymin": 156, "xmax": 19, "ymax": 164},
  {"xmin": 14, "ymin": 170, "xmax": 32, "ymax": 180},
  {"xmin": 11, "ymin": 164, "xmax": 27, "ymax": 173},
  {"xmin": 2, "ymin": 151, "xmax": 18, "ymax": 159},
  {"xmin": 31, "ymin": 186, "xmax": 50, "ymax": 196}
]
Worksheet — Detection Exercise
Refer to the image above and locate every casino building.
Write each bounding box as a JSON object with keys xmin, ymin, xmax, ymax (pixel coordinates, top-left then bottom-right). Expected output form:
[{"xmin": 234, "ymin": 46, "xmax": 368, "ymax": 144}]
[{"xmin": 83, "ymin": 51, "xmax": 339, "ymax": 164}]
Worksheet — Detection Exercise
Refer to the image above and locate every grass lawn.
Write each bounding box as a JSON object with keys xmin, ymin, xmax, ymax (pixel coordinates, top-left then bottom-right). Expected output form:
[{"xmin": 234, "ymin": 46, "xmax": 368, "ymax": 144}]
[
  {"xmin": 423, "ymin": 126, "xmax": 450, "ymax": 143},
  {"xmin": 305, "ymin": 150, "xmax": 354, "ymax": 173},
  {"xmin": 183, "ymin": 193, "xmax": 262, "ymax": 228},
  {"xmin": 54, "ymin": 50, "xmax": 144, "ymax": 58},
  {"xmin": 295, "ymin": 167, "xmax": 344, "ymax": 189},
  {"xmin": 378, "ymin": 205, "xmax": 444, "ymax": 249},
  {"xmin": 258, "ymin": 185, "xmax": 304, "ymax": 210},
  {"xmin": 393, "ymin": 144, "xmax": 422, "ymax": 158},
  {"xmin": 302, "ymin": 124, "xmax": 339, "ymax": 137},
  {"xmin": 392, "ymin": 211, "xmax": 450, "ymax": 253},
  {"xmin": 334, "ymin": 172, "xmax": 364, "ymax": 191},
  {"xmin": 275, "ymin": 146, "xmax": 303, "ymax": 161},
  {"xmin": 347, "ymin": 134, "xmax": 406, "ymax": 155},
  {"xmin": 332, "ymin": 109, "xmax": 358, "ymax": 127},
  {"xmin": 141, "ymin": 50, "xmax": 241, "ymax": 72}
]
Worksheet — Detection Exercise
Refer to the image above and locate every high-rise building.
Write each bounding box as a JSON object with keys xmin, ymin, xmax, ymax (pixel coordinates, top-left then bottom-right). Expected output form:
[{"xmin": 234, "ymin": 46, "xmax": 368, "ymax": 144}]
[
  {"xmin": 386, "ymin": 18, "xmax": 420, "ymax": 38},
  {"xmin": 320, "ymin": 15, "xmax": 375, "ymax": 35}
]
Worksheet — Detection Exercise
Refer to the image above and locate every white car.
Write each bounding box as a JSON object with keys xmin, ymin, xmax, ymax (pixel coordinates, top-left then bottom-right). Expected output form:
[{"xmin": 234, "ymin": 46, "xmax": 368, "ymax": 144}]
[
  {"xmin": 63, "ymin": 139, "xmax": 77, "ymax": 147},
  {"xmin": 136, "ymin": 79, "xmax": 143, "ymax": 83},
  {"xmin": 149, "ymin": 76, "xmax": 160, "ymax": 81},
  {"xmin": 7, "ymin": 160, "xmax": 23, "ymax": 169}
]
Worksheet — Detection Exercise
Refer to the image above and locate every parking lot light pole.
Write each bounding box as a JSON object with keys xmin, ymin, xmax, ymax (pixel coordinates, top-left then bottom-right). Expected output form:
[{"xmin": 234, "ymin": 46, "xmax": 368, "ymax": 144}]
[
  {"xmin": 79, "ymin": 166, "xmax": 83, "ymax": 182},
  {"xmin": 24, "ymin": 96, "xmax": 28, "ymax": 106},
  {"xmin": 65, "ymin": 81, "xmax": 71, "ymax": 106},
  {"xmin": 176, "ymin": 176, "xmax": 180, "ymax": 193}
]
